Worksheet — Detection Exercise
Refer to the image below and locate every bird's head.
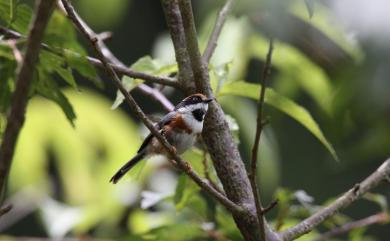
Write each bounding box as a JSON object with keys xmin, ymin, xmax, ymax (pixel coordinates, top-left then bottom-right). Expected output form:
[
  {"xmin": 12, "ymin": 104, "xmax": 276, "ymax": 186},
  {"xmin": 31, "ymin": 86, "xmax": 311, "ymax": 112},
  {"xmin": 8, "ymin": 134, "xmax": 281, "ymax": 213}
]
[{"xmin": 175, "ymin": 93, "xmax": 214, "ymax": 122}]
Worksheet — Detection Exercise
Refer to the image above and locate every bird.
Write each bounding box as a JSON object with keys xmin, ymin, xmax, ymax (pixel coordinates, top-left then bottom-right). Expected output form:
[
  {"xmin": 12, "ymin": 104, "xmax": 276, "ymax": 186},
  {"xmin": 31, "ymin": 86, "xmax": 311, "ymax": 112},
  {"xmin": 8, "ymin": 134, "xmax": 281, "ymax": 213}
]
[{"xmin": 110, "ymin": 93, "xmax": 214, "ymax": 184}]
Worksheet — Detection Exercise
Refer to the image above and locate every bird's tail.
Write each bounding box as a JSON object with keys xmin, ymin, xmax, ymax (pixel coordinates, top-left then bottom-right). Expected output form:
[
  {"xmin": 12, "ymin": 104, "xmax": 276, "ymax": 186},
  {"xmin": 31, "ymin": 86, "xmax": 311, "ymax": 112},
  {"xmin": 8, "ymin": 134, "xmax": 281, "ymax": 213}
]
[{"xmin": 110, "ymin": 150, "xmax": 147, "ymax": 184}]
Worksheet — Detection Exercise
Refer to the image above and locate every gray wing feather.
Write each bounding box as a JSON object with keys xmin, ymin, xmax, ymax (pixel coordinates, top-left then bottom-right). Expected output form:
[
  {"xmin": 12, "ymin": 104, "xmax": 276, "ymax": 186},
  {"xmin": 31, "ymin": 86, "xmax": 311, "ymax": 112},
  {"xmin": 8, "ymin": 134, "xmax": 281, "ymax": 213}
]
[{"xmin": 137, "ymin": 111, "xmax": 176, "ymax": 153}]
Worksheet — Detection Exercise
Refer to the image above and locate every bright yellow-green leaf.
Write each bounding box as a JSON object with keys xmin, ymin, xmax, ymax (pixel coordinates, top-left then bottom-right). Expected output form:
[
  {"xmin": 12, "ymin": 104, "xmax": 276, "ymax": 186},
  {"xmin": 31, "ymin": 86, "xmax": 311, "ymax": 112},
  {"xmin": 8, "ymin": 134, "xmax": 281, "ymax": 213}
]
[
  {"xmin": 219, "ymin": 81, "xmax": 338, "ymax": 161},
  {"xmin": 250, "ymin": 35, "xmax": 334, "ymax": 114}
]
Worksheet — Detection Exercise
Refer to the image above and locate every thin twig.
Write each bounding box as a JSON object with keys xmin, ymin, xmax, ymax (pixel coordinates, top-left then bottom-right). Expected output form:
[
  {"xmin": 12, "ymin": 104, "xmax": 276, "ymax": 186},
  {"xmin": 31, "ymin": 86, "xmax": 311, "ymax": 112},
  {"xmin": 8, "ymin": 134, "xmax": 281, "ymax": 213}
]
[
  {"xmin": 0, "ymin": 26, "xmax": 181, "ymax": 91},
  {"xmin": 60, "ymin": 0, "xmax": 243, "ymax": 215},
  {"xmin": 261, "ymin": 200, "xmax": 278, "ymax": 215},
  {"xmin": 248, "ymin": 38, "xmax": 274, "ymax": 241},
  {"xmin": 312, "ymin": 212, "xmax": 390, "ymax": 241},
  {"xmin": 0, "ymin": 0, "xmax": 56, "ymax": 200},
  {"xmin": 202, "ymin": 0, "xmax": 234, "ymax": 63},
  {"xmin": 281, "ymin": 158, "xmax": 390, "ymax": 241}
]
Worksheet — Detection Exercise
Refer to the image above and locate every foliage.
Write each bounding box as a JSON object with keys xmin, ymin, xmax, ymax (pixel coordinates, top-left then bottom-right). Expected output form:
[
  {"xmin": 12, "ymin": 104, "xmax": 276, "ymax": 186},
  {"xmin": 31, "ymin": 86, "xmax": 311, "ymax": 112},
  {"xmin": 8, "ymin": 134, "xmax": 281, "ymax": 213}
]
[{"xmin": 0, "ymin": 0, "xmax": 389, "ymax": 241}]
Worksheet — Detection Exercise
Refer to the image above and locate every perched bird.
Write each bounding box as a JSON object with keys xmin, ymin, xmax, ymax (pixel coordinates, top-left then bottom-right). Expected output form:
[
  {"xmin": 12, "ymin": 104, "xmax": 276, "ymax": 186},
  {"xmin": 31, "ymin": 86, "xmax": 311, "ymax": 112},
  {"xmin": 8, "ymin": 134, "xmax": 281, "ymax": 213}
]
[{"xmin": 110, "ymin": 93, "xmax": 214, "ymax": 184}]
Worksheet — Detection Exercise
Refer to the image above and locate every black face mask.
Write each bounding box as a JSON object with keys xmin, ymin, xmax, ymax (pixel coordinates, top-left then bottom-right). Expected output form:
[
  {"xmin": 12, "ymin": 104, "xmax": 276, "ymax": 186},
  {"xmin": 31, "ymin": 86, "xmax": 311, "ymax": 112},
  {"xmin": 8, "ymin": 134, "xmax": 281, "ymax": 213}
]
[{"xmin": 192, "ymin": 109, "xmax": 205, "ymax": 122}]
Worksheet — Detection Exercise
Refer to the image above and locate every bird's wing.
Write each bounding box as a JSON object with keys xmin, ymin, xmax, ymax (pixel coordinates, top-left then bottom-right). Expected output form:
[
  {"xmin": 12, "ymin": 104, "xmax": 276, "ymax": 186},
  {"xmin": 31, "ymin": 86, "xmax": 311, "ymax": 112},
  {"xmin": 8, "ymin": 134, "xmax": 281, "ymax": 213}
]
[{"xmin": 137, "ymin": 111, "xmax": 176, "ymax": 153}]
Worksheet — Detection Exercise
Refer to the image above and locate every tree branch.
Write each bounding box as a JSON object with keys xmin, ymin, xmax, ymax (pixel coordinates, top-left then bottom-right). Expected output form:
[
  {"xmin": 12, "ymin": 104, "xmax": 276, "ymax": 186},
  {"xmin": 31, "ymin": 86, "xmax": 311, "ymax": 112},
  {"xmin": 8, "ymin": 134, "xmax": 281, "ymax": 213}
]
[
  {"xmin": 312, "ymin": 212, "xmax": 389, "ymax": 241},
  {"xmin": 176, "ymin": 1, "xmax": 282, "ymax": 241},
  {"xmin": 202, "ymin": 0, "xmax": 234, "ymax": 63},
  {"xmin": 0, "ymin": 26, "xmax": 181, "ymax": 90},
  {"xmin": 56, "ymin": 1, "xmax": 177, "ymax": 110},
  {"xmin": 281, "ymin": 158, "xmax": 390, "ymax": 241},
  {"xmin": 60, "ymin": 0, "xmax": 243, "ymax": 215},
  {"xmin": 0, "ymin": 0, "xmax": 56, "ymax": 199},
  {"xmin": 161, "ymin": 0, "xmax": 195, "ymax": 93},
  {"xmin": 249, "ymin": 38, "xmax": 274, "ymax": 241}
]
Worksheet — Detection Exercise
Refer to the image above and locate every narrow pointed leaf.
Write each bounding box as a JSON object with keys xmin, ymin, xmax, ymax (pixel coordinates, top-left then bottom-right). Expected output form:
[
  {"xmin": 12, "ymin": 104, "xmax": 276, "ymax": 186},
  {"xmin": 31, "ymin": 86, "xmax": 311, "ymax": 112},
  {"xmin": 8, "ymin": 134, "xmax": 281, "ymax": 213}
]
[{"xmin": 219, "ymin": 81, "xmax": 338, "ymax": 161}]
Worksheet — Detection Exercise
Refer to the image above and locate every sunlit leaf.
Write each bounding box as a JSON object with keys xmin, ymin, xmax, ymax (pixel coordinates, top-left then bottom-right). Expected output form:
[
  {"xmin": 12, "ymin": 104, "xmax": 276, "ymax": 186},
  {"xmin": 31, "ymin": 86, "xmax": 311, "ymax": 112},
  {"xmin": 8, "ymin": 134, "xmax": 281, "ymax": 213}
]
[
  {"xmin": 250, "ymin": 35, "xmax": 334, "ymax": 114},
  {"xmin": 219, "ymin": 81, "xmax": 338, "ymax": 161},
  {"xmin": 304, "ymin": 0, "xmax": 314, "ymax": 18},
  {"xmin": 112, "ymin": 56, "xmax": 160, "ymax": 109}
]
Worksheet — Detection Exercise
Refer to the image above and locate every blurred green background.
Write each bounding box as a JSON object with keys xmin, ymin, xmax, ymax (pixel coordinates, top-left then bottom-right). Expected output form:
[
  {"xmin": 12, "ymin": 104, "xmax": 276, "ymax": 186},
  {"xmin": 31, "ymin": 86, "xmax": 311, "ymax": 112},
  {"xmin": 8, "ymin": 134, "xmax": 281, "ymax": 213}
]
[{"xmin": 0, "ymin": 0, "xmax": 389, "ymax": 240}]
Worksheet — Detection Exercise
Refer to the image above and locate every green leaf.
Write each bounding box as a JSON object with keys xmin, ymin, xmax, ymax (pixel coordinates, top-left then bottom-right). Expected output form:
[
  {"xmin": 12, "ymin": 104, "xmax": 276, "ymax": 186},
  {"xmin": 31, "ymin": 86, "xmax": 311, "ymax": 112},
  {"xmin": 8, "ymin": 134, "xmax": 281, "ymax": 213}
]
[
  {"xmin": 219, "ymin": 81, "xmax": 338, "ymax": 161},
  {"xmin": 0, "ymin": 2, "xmax": 32, "ymax": 34},
  {"xmin": 173, "ymin": 173, "xmax": 201, "ymax": 211},
  {"xmin": 304, "ymin": 0, "xmax": 314, "ymax": 18},
  {"xmin": 39, "ymin": 50, "xmax": 78, "ymax": 89},
  {"xmin": 0, "ymin": 43, "xmax": 14, "ymax": 60},
  {"xmin": 112, "ymin": 56, "xmax": 160, "ymax": 109},
  {"xmin": 174, "ymin": 174, "xmax": 187, "ymax": 205},
  {"xmin": 64, "ymin": 50, "xmax": 99, "ymax": 84},
  {"xmin": 0, "ymin": 59, "xmax": 16, "ymax": 113},
  {"xmin": 250, "ymin": 35, "xmax": 333, "ymax": 114},
  {"xmin": 34, "ymin": 67, "xmax": 76, "ymax": 126},
  {"xmin": 55, "ymin": 67, "xmax": 77, "ymax": 89}
]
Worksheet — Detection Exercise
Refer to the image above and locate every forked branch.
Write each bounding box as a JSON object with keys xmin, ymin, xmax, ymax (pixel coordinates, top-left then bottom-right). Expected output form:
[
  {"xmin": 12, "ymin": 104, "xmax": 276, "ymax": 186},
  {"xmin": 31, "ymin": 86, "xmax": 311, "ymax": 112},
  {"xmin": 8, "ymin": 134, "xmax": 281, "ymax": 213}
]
[{"xmin": 60, "ymin": 0, "xmax": 243, "ymax": 215}]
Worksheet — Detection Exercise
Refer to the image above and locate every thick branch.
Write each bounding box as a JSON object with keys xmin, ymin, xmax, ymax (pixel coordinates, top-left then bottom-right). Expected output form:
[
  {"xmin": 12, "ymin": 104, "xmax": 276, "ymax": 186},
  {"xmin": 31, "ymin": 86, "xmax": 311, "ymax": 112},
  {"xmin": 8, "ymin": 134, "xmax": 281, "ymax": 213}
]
[
  {"xmin": 0, "ymin": 0, "xmax": 55, "ymax": 197},
  {"xmin": 176, "ymin": 1, "xmax": 282, "ymax": 241},
  {"xmin": 249, "ymin": 38, "xmax": 274, "ymax": 241},
  {"xmin": 202, "ymin": 0, "xmax": 234, "ymax": 63},
  {"xmin": 60, "ymin": 0, "xmax": 242, "ymax": 215},
  {"xmin": 0, "ymin": 26, "xmax": 181, "ymax": 90},
  {"xmin": 161, "ymin": 0, "xmax": 195, "ymax": 93},
  {"xmin": 281, "ymin": 158, "xmax": 390, "ymax": 241},
  {"xmin": 312, "ymin": 212, "xmax": 389, "ymax": 241}
]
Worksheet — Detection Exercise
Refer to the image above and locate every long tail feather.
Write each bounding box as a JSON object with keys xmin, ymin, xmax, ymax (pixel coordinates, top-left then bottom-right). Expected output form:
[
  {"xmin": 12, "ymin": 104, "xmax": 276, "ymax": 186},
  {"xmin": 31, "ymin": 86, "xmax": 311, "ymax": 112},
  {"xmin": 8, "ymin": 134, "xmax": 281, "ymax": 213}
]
[{"xmin": 110, "ymin": 151, "xmax": 146, "ymax": 184}]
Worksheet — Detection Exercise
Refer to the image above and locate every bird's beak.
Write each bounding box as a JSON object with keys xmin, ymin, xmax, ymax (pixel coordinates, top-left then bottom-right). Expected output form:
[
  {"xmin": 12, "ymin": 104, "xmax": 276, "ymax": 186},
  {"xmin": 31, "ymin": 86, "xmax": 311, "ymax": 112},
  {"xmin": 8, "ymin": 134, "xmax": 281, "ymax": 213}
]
[{"xmin": 204, "ymin": 97, "xmax": 215, "ymax": 103}]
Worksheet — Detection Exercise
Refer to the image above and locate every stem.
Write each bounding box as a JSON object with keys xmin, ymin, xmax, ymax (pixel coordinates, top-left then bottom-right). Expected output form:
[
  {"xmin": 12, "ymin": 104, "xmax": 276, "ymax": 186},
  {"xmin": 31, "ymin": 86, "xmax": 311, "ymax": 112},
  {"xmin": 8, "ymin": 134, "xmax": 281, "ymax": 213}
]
[
  {"xmin": 249, "ymin": 38, "xmax": 274, "ymax": 241},
  {"xmin": 202, "ymin": 0, "xmax": 234, "ymax": 63}
]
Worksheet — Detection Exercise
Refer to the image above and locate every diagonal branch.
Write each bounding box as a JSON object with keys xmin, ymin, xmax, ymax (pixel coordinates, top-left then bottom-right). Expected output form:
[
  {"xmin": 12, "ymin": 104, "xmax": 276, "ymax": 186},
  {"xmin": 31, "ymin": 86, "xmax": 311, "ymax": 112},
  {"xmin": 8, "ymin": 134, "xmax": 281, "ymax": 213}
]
[
  {"xmin": 202, "ymin": 0, "xmax": 235, "ymax": 63},
  {"xmin": 312, "ymin": 212, "xmax": 390, "ymax": 241},
  {"xmin": 56, "ymin": 1, "xmax": 177, "ymax": 111},
  {"xmin": 0, "ymin": 26, "xmax": 181, "ymax": 90},
  {"xmin": 0, "ymin": 0, "xmax": 56, "ymax": 199},
  {"xmin": 60, "ymin": 0, "xmax": 243, "ymax": 215},
  {"xmin": 249, "ymin": 38, "xmax": 274, "ymax": 241},
  {"xmin": 281, "ymin": 158, "xmax": 390, "ymax": 241}
]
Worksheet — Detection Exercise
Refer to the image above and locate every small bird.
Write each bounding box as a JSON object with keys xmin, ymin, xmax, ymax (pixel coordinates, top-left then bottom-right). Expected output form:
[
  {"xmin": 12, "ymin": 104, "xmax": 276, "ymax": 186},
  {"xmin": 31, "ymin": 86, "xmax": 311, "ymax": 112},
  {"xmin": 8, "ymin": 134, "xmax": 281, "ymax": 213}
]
[{"xmin": 110, "ymin": 93, "xmax": 214, "ymax": 184}]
